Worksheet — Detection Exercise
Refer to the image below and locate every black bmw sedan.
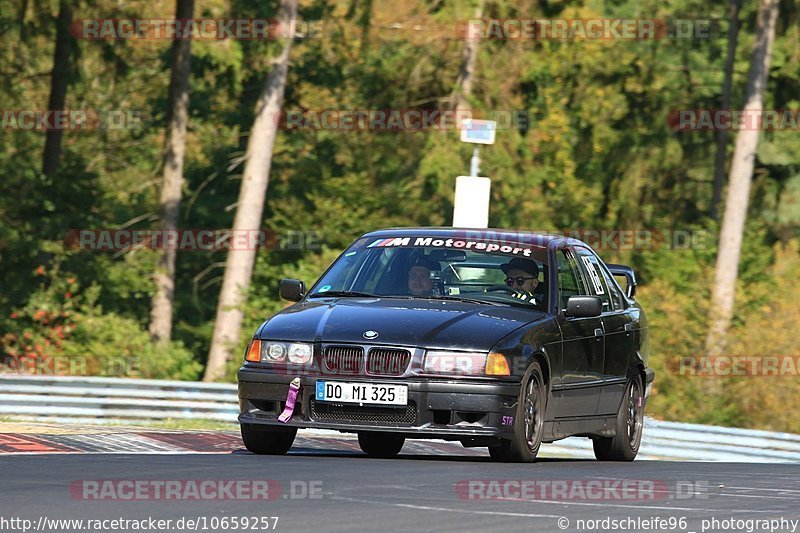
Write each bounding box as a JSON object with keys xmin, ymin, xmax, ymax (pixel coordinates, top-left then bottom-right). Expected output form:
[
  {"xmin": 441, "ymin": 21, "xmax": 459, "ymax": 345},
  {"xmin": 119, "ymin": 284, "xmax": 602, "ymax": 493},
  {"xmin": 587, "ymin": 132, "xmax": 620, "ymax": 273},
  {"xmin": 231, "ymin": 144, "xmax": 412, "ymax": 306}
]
[{"xmin": 238, "ymin": 228, "xmax": 654, "ymax": 462}]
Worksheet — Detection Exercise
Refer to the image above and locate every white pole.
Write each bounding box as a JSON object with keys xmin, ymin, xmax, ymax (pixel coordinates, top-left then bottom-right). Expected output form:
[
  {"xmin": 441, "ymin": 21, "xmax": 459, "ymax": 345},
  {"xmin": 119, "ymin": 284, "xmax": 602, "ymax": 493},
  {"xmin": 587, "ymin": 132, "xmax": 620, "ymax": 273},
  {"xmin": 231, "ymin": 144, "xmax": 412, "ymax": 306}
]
[{"xmin": 470, "ymin": 147, "xmax": 480, "ymax": 177}]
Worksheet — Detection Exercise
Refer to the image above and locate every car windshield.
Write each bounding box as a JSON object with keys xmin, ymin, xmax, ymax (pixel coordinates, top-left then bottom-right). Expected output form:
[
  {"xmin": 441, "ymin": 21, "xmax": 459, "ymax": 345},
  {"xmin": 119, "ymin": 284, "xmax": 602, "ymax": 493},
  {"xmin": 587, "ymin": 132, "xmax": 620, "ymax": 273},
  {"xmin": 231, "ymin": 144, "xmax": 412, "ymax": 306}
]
[{"xmin": 308, "ymin": 234, "xmax": 549, "ymax": 308}]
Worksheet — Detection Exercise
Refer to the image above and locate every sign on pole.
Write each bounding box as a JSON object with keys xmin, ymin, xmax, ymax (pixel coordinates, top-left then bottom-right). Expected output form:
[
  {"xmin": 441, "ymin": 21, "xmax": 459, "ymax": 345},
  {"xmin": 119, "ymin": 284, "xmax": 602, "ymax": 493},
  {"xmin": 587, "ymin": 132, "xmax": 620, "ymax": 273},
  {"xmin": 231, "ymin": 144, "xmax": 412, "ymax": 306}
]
[
  {"xmin": 460, "ymin": 119, "xmax": 496, "ymax": 145},
  {"xmin": 452, "ymin": 176, "xmax": 491, "ymax": 228}
]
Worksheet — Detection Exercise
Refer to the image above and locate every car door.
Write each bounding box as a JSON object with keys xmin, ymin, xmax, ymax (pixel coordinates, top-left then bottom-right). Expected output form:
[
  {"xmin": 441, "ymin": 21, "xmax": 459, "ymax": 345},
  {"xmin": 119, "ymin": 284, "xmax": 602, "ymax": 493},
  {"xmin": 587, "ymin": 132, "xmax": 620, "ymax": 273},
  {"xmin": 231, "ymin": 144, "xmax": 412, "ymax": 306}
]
[
  {"xmin": 573, "ymin": 247, "xmax": 634, "ymax": 415},
  {"xmin": 553, "ymin": 247, "xmax": 605, "ymax": 418}
]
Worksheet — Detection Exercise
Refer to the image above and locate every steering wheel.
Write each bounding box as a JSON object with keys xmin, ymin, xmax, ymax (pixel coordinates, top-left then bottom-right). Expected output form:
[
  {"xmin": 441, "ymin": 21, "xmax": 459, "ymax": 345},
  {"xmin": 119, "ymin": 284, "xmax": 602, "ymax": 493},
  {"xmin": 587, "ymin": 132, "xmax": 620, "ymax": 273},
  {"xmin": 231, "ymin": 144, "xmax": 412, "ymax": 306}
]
[{"xmin": 485, "ymin": 285, "xmax": 517, "ymax": 295}]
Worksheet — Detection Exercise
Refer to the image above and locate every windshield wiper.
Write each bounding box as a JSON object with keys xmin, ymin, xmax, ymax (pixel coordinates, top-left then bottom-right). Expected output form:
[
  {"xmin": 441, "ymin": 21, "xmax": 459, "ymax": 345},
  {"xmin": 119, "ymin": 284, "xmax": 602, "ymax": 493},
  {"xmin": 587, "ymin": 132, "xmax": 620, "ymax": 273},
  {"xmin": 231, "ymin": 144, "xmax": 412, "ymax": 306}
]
[
  {"xmin": 309, "ymin": 290, "xmax": 377, "ymax": 298},
  {"xmin": 406, "ymin": 295, "xmax": 501, "ymax": 306},
  {"xmin": 310, "ymin": 292, "xmax": 501, "ymax": 305}
]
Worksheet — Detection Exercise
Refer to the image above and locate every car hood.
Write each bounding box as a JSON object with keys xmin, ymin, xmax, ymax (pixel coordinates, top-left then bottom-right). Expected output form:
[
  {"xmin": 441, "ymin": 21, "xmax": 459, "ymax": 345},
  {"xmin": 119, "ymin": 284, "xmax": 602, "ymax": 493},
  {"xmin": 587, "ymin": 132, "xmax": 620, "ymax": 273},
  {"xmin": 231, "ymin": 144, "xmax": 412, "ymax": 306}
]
[{"xmin": 258, "ymin": 297, "xmax": 546, "ymax": 351}]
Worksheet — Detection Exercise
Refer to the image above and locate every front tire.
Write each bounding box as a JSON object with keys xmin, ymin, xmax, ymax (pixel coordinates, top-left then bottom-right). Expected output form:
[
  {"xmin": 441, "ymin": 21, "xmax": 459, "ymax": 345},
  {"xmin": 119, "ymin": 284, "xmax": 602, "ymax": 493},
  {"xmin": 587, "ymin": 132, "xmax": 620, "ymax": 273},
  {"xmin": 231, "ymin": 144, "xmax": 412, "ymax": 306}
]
[
  {"xmin": 241, "ymin": 424, "xmax": 297, "ymax": 455},
  {"xmin": 489, "ymin": 361, "xmax": 546, "ymax": 463},
  {"xmin": 593, "ymin": 373, "xmax": 644, "ymax": 461},
  {"xmin": 357, "ymin": 432, "xmax": 405, "ymax": 458}
]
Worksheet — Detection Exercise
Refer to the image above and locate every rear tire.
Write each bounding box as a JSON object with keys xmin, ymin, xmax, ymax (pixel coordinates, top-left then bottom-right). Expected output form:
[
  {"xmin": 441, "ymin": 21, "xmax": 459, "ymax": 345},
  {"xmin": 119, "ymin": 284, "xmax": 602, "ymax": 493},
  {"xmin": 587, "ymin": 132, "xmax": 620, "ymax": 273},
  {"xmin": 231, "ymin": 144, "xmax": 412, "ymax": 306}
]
[
  {"xmin": 357, "ymin": 432, "xmax": 405, "ymax": 458},
  {"xmin": 241, "ymin": 424, "xmax": 297, "ymax": 455},
  {"xmin": 488, "ymin": 361, "xmax": 546, "ymax": 463},
  {"xmin": 593, "ymin": 373, "xmax": 643, "ymax": 461}
]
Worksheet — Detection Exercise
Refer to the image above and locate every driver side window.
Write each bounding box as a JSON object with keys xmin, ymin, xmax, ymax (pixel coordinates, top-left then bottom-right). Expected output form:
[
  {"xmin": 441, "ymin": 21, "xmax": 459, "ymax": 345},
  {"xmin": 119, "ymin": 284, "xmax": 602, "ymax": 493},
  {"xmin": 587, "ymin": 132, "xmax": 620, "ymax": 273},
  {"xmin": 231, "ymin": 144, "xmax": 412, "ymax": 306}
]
[{"xmin": 556, "ymin": 248, "xmax": 588, "ymax": 309}]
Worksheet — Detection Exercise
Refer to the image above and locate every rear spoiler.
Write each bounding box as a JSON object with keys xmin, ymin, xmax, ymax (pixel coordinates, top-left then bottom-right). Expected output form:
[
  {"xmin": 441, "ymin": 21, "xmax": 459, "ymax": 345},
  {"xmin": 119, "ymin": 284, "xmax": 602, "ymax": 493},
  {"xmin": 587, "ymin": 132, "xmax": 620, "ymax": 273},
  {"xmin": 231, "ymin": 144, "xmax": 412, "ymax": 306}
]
[{"xmin": 606, "ymin": 264, "xmax": 637, "ymax": 299}]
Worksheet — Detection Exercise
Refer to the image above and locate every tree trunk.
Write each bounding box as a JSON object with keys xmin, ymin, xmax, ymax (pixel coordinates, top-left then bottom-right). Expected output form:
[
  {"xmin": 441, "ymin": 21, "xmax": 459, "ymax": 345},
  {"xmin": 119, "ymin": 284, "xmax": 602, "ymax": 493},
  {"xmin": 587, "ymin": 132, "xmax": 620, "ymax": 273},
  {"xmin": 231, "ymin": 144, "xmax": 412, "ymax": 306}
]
[
  {"xmin": 711, "ymin": 0, "xmax": 742, "ymax": 220},
  {"xmin": 148, "ymin": 0, "xmax": 195, "ymax": 345},
  {"xmin": 203, "ymin": 0, "xmax": 298, "ymax": 381},
  {"xmin": 705, "ymin": 0, "xmax": 779, "ymax": 356},
  {"xmin": 42, "ymin": 0, "xmax": 74, "ymax": 177},
  {"xmin": 451, "ymin": 0, "xmax": 483, "ymax": 117}
]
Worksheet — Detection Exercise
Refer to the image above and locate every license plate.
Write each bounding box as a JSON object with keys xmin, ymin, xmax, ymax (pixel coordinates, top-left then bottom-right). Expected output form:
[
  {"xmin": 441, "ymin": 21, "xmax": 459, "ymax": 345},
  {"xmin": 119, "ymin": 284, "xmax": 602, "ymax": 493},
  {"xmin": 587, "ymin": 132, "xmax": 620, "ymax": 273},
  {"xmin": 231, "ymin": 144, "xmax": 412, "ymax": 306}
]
[{"xmin": 315, "ymin": 381, "xmax": 408, "ymax": 406}]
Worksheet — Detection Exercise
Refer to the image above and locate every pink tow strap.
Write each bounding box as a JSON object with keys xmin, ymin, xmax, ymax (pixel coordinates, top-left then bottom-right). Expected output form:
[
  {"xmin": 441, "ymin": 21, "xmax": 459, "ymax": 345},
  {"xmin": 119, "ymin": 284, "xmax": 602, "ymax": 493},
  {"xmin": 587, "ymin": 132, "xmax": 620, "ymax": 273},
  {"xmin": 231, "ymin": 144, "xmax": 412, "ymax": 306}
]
[{"xmin": 278, "ymin": 377, "xmax": 301, "ymax": 423}]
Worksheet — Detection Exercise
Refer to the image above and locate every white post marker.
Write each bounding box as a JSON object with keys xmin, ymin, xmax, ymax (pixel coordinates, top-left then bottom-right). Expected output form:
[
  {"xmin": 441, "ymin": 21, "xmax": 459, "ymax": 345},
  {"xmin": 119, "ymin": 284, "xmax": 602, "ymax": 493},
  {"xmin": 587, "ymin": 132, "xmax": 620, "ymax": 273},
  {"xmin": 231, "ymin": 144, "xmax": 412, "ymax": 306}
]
[
  {"xmin": 455, "ymin": 119, "xmax": 496, "ymax": 228},
  {"xmin": 453, "ymin": 176, "xmax": 491, "ymax": 228}
]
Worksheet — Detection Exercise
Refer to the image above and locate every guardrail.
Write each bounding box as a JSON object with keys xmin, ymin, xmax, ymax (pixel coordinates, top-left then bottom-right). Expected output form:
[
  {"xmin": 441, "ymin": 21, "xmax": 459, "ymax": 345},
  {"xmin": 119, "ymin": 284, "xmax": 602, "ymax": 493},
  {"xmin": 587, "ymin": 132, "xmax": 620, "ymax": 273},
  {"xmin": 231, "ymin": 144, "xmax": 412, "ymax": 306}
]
[
  {"xmin": 0, "ymin": 374, "xmax": 238, "ymax": 423},
  {"xmin": 546, "ymin": 417, "xmax": 800, "ymax": 462},
  {"xmin": 2, "ymin": 374, "xmax": 799, "ymax": 462}
]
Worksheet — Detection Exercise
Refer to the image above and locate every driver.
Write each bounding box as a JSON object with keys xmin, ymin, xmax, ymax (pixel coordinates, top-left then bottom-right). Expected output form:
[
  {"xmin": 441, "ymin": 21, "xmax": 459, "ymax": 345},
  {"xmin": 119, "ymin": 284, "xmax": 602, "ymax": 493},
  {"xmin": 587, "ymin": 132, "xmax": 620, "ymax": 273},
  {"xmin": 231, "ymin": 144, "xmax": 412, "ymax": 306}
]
[
  {"xmin": 501, "ymin": 257, "xmax": 541, "ymax": 303},
  {"xmin": 408, "ymin": 257, "xmax": 440, "ymax": 296}
]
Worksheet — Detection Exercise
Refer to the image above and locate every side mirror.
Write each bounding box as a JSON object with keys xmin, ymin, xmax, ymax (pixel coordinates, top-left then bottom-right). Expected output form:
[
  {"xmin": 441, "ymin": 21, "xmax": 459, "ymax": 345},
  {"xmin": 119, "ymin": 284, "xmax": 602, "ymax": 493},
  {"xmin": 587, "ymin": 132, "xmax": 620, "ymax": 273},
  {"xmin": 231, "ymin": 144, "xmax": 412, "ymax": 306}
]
[
  {"xmin": 279, "ymin": 279, "xmax": 305, "ymax": 302},
  {"xmin": 566, "ymin": 295, "xmax": 602, "ymax": 318},
  {"xmin": 606, "ymin": 264, "xmax": 637, "ymax": 299}
]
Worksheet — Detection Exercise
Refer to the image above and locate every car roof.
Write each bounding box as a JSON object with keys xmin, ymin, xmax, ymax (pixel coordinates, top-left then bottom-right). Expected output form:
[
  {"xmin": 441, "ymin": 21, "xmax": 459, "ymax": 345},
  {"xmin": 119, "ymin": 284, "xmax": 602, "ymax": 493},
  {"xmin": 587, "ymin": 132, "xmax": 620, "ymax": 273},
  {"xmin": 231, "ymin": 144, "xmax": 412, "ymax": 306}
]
[{"xmin": 360, "ymin": 227, "xmax": 586, "ymax": 250}]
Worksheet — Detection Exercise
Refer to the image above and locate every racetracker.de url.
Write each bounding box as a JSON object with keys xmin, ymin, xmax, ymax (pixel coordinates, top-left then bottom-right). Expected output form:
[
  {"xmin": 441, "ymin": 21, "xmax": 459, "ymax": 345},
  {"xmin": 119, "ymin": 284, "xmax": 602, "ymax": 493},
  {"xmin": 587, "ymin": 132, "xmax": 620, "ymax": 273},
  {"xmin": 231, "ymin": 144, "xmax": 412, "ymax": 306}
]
[{"xmin": 0, "ymin": 515, "xmax": 279, "ymax": 532}]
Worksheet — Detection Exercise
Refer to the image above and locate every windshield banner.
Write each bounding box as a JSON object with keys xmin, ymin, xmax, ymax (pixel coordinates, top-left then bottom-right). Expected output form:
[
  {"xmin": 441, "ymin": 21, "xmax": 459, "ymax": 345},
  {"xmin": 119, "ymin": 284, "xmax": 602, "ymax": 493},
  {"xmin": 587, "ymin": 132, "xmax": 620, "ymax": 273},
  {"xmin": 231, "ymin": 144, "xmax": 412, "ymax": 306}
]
[{"xmin": 365, "ymin": 235, "xmax": 541, "ymax": 257}]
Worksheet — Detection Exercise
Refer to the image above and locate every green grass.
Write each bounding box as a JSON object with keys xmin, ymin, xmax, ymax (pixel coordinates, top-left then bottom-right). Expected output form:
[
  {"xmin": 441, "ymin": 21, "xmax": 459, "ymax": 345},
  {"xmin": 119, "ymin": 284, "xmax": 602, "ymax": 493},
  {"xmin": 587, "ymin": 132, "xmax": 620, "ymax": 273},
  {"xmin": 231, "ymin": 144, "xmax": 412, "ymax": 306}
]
[
  {"xmin": 0, "ymin": 416, "xmax": 237, "ymax": 431},
  {"xmin": 130, "ymin": 418, "xmax": 239, "ymax": 431}
]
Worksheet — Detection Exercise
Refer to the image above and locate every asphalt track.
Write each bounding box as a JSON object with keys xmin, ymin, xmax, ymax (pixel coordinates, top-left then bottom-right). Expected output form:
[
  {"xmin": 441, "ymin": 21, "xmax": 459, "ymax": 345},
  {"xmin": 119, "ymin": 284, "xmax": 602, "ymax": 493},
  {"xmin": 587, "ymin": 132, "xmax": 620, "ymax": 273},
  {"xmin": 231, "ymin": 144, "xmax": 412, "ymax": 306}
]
[{"xmin": 1, "ymin": 427, "xmax": 799, "ymax": 533}]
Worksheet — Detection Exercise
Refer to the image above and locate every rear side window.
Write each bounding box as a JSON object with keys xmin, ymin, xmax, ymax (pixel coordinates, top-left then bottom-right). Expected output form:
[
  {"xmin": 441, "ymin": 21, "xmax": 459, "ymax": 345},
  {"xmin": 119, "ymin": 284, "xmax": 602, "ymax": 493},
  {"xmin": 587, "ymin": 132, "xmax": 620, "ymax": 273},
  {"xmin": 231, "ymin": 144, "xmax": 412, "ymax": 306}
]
[
  {"xmin": 556, "ymin": 248, "xmax": 587, "ymax": 309},
  {"xmin": 597, "ymin": 261, "xmax": 625, "ymax": 310},
  {"xmin": 574, "ymin": 247, "xmax": 613, "ymax": 312}
]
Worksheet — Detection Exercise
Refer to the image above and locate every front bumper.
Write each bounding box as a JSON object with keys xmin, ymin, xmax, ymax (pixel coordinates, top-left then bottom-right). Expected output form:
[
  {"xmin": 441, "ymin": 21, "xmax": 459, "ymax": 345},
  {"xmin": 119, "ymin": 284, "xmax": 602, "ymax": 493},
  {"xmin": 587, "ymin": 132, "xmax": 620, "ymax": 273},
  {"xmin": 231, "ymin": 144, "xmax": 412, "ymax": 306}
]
[{"xmin": 238, "ymin": 368, "xmax": 520, "ymax": 439}]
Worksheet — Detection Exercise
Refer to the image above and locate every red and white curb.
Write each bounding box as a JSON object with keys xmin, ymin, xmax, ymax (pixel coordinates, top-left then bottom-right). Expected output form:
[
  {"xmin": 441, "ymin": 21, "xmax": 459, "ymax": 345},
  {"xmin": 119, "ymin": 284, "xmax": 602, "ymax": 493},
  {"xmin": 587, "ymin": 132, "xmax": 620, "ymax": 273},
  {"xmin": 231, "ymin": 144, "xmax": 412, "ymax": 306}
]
[{"xmin": 0, "ymin": 423, "xmax": 493, "ymax": 456}]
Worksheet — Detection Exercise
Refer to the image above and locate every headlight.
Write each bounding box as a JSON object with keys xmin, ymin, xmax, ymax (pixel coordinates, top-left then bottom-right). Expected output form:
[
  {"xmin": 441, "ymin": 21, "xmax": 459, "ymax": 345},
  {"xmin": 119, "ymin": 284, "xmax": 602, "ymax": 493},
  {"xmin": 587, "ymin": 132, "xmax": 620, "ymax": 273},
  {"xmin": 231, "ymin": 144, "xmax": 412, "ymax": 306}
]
[
  {"xmin": 423, "ymin": 350, "xmax": 487, "ymax": 375},
  {"xmin": 422, "ymin": 350, "xmax": 511, "ymax": 376},
  {"xmin": 266, "ymin": 342, "xmax": 286, "ymax": 362},
  {"xmin": 287, "ymin": 343, "xmax": 313, "ymax": 364},
  {"xmin": 245, "ymin": 340, "xmax": 313, "ymax": 364}
]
